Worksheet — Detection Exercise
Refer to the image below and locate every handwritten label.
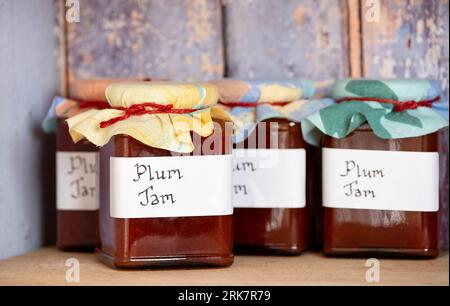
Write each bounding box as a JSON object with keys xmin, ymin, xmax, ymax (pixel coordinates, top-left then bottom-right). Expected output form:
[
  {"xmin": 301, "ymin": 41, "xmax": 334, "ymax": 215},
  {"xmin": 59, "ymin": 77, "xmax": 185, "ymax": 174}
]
[
  {"xmin": 57, "ymin": 152, "xmax": 99, "ymax": 211},
  {"xmin": 323, "ymin": 148, "xmax": 439, "ymax": 212},
  {"xmin": 110, "ymin": 155, "xmax": 233, "ymax": 218},
  {"xmin": 233, "ymin": 149, "xmax": 306, "ymax": 208}
]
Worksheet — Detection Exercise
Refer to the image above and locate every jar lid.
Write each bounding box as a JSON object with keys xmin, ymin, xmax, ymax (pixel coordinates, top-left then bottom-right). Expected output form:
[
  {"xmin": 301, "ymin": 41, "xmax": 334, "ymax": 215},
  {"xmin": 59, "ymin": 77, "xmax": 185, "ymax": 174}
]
[
  {"xmin": 67, "ymin": 81, "xmax": 219, "ymax": 153},
  {"xmin": 209, "ymin": 79, "xmax": 332, "ymax": 144},
  {"xmin": 302, "ymin": 79, "xmax": 448, "ymax": 143},
  {"xmin": 105, "ymin": 81, "xmax": 218, "ymax": 108}
]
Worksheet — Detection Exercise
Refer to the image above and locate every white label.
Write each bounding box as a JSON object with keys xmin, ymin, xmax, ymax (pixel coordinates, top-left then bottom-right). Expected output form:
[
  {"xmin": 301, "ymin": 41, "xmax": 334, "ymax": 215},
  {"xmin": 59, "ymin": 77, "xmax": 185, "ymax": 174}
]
[
  {"xmin": 233, "ymin": 149, "xmax": 306, "ymax": 208},
  {"xmin": 57, "ymin": 152, "xmax": 99, "ymax": 211},
  {"xmin": 323, "ymin": 148, "xmax": 439, "ymax": 212},
  {"xmin": 110, "ymin": 155, "xmax": 233, "ymax": 218}
]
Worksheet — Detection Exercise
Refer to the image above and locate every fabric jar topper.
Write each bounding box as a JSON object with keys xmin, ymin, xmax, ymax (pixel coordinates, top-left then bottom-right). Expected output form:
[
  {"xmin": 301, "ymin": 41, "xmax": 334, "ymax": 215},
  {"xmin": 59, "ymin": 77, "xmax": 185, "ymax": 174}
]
[
  {"xmin": 302, "ymin": 79, "xmax": 449, "ymax": 145},
  {"xmin": 67, "ymin": 82, "xmax": 220, "ymax": 153},
  {"xmin": 210, "ymin": 79, "xmax": 334, "ymax": 144}
]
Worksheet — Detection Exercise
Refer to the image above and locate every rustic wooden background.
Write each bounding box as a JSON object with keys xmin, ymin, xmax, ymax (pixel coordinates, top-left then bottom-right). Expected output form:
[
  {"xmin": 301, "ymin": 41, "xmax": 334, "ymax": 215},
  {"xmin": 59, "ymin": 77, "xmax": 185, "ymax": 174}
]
[{"xmin": 0, "ymin": 0, "xmax": 448, "ymax": 259}]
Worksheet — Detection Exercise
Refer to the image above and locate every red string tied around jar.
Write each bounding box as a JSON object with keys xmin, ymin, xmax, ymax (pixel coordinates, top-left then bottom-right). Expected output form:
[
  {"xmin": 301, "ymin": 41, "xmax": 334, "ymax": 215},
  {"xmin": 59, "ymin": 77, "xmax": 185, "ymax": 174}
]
[{"xmin": 335, "ymin": 96, "xmax": 441, "ymax": 112}]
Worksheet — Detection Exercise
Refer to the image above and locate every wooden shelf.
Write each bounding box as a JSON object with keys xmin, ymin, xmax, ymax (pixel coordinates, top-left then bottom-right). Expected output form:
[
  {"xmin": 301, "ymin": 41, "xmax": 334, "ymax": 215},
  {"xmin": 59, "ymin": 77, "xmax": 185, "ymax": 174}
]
[{"xmin": 0, "ymin": 247, "xmax": 447, "ymax": 286}]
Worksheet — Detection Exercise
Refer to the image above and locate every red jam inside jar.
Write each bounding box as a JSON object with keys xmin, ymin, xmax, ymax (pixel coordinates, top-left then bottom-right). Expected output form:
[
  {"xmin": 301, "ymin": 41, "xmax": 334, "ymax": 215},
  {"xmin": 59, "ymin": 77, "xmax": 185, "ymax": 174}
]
[
  {"xmin": 233, "ymin": 118, "xmax": 310, "ymax": 255},
  {"xmin": 56, "ymin": 118, "xmax": 99, "ymax": 251},
  {"xmin": 97, "ymin": 120, "xmax": 234, "ymax": 268},
  {"xmin": 322, "ymin": 125, "xmax": 439, "ymax": 258}
]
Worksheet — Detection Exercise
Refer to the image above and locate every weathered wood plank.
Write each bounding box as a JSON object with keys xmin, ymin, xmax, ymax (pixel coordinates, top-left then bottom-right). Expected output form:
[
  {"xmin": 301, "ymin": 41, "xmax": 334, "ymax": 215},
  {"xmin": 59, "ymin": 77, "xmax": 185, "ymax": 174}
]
[
  {"xmin": 0, "ymin": 0, "xmax": 60, "ymax": 260},
  {"xmin": 66, "ymin": 0, "xmax": 225, "ymax": 84},
  {"xmin": 1, "ymin": 248, "xmax": 448, "ymax": 285},
  {"xmin": 57, "ymin": 0, "xmax": 68, "ymax": 96},
  {"xmin": 361, "ymin": 0, "xmax": 449, "ymax": 247},
  {"xmin": 223, "ymin": 0, "xmax": 349, "ymax": 89},
  {"xmin": 348, "ymin": 0, "xmax": 363, "ymax": 77}
]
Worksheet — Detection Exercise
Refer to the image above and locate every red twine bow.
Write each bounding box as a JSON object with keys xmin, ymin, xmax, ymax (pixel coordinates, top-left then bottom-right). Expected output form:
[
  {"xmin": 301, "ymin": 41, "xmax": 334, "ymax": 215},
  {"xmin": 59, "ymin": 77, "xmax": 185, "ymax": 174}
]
[
  {"xmin": 76, "ymin": 100, "xmax": 202, "ymax": 128},
  {"xmin": 98, "ymin": 102, "xmax": 202, "ymax": 128},
  {"xmin": 335, "ymin": 96, "xmax": 440, "ymax": 112}
]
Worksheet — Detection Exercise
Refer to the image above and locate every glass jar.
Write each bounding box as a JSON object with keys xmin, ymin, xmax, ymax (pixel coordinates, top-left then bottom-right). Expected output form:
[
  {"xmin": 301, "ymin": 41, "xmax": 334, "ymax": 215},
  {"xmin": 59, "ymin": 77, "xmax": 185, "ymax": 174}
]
[
  {"xmin": 233, "ymin": 118, "xmax": 310, "ymax": 255},
  {"xmin": 97, "ymin": 120, "xmax": 234, "ymax": 268},
  {"xmin": 322, "ymin": 125, "xmax": 439, "ymax": 258},
  {"xmin": 56, "ymin": 118, "xmax": 99, "ymax": 251}
]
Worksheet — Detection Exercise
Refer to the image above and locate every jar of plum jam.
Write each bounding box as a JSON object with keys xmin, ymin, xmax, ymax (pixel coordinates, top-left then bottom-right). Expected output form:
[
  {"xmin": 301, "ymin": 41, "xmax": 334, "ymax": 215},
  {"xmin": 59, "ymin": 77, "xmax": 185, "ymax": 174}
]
[
  {"xmin": 56, "ymin": 118, "xmax": 99, "ymax": 251},
  {"xmin": 211, "ymin": 79, "xmax": 319, "ymax": 255},
  {"xmin": 308, "ymin": 79, "xmax": 449, "ymax": 258},
  {"xmin": 67, "ymin": 82, "xmax": 234, "ymax": 268},
  {"xmin": 233, "ymin": 118, "xmax": 310, "ymax": 255},
  {"xmin": 97, "ymin": 120, "xmax": 233, "ymax": 268},
  {"xmin": 322, "ymin": 126, "xmax": 439, "ymax": 257}
]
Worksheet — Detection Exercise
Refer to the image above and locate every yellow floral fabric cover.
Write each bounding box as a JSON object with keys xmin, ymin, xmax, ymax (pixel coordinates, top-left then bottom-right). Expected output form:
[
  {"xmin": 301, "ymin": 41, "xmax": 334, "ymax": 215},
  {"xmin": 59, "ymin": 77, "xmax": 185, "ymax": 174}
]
[{"xmin": 67, "ymin": 82, "xmax": 219, "ymax": 153}]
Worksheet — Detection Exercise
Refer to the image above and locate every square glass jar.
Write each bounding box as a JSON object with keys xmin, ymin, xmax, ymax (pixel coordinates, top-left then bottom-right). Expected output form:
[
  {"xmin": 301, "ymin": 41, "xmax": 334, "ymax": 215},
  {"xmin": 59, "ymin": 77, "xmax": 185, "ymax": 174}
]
[
  {"xmin": 233, "ymin": 118, "xmax": 310, "ymax": 255},
  {"xmin": 56, "ymin": 118, "xmax": 99, "ymax": 251},
  {"xmin": 322, "ymin": 125, "xmax": 439, "ymax": 258},
  {"xmin": 97, "ymin": 120, "xmax": 234, "ymax": 268}
]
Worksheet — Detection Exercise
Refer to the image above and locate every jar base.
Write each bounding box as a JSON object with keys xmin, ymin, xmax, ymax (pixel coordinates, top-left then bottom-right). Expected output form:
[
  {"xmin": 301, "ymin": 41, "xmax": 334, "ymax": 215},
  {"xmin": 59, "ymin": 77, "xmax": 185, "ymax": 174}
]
[
  {"xmin": 234, "ymin": 244, "xmax": 307, "ymax": 256},
  {"xmin": 322, "ymin": 246, "xmax": 439, "ymax": 259},
  {"xmin": 96, "ymin": 249, "xmax": 234, "ymax": 269}
]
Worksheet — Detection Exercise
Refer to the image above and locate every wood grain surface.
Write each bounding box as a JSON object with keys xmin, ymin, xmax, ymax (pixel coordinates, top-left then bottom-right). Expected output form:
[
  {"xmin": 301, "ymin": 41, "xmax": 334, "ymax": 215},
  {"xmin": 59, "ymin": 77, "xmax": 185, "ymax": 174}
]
[
  {"xmin": 0, "ymin": 248, "xmax": 447, "ymax": 286},
  {"xmin": 66, "ymin": 0, "xmax": 225, "ymax": 83},
  {"xmin": 223, "ymin": 0, "xmax": 348, "ymax": 93}
]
